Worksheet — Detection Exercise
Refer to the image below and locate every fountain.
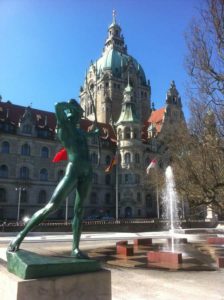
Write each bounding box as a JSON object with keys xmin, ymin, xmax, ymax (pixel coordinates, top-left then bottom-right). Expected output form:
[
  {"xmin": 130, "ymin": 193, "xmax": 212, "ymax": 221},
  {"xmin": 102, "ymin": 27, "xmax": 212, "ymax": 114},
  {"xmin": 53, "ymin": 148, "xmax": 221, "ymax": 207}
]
[
  {"xmin": 162, "ymin": 165, "xmax": 181, "ymax": 251},
  {"xmin": 147, "ymin": 165, "xmax": 183, "ymax": 267}
]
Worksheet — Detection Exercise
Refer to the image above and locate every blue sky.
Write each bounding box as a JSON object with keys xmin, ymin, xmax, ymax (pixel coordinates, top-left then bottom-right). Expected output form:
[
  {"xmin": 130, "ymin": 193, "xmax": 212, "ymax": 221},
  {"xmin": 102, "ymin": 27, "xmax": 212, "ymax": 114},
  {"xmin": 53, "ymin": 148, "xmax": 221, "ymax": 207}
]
[{"xmin": 0, "ymin": 0, "xmax": 202, "ymax": 119}]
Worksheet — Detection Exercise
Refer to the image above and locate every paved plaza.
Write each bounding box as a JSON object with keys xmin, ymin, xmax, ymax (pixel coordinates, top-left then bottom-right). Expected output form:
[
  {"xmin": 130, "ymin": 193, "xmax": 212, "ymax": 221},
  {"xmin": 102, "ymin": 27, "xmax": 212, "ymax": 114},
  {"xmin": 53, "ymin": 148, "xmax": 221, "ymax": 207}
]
[{"xmin": 1, "ymin": 230, "xmax": 224, "ymax": 300}]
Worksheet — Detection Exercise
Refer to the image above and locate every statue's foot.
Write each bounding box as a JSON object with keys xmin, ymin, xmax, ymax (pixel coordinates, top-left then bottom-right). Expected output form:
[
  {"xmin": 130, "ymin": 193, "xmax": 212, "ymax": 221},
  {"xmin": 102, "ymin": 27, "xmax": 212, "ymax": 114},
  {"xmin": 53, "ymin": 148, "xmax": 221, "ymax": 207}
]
[
  {"xmin": 7, "ymin": 235, "xmax": 22, "ymax": 252},
  {"xmin": 71, "ymin": 248, "xmax": 89, "ymax": 259}
]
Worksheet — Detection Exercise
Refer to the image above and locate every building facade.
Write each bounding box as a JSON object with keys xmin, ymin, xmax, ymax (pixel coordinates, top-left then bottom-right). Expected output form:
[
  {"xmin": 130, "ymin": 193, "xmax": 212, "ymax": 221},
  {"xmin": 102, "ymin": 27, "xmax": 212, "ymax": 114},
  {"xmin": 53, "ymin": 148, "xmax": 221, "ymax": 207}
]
[{"xmin": 0, "ymin": 15, "xmax": 185, "ymax": 221}]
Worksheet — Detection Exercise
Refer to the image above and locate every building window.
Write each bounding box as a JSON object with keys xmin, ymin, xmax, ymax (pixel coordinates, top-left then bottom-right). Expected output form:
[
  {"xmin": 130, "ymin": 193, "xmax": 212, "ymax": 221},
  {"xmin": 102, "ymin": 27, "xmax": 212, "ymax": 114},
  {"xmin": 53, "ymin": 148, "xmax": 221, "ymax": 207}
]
[
  {"xmin": 135, "ymin": 174, "xmax": 140, "ymax": 184},
  {"xmin": 22, "ymin": 124, "xmax": 32, "ymax": 134},
  {"xmin": 118, "ymin": 128, "xmax": 122, "ymax": 140},
  {"xmin": 124, "ymin": 127, "xmax": 131, "ymax": 139},
  {"xmin": 1, "ymin": 141, "xmax": 10, "ymax": 153},
  {"xmin": 105, "ymin": 174, "xmax": 111, "ymax": 185},
  {"xmin": 146, "ymin": 194, "xmax": 153, "ymax": 208},
  {"xmin": 92, "ymin": 173, "xmax": 98, "ymax": 184},
  {"xmin": 105, "ymin": 193, "xmax": 111, "ymax": 204},
  {"xmin": 137, "ymin": 192, "xmax": 141, "ymax": 202},
  {"xmin": 57, "ymin": 170, "xmax": 64, "ymax": 181},
  {"xmin": 21, "ymin": 190, "xmax": 28, "ymax": 203},
  {"xmin": 91, "ymin": 135, "xmax": 97, "ymax": 144},
  {"xmin": 21, "ymin": 143, "xmax": 30, "ymax": 156},
  {"xmin": 38, "ymin": 190, "xmax": 47, "ymax": 203},
  {"xmin": 40, "ymin": 168, "xmax": 48, "ymax": 181},
  {"xmin": 105, "ymin": 155, "xmax": 111, "ymax": 165},
  {"xmin": 138, "ymin": 209, "xmax": 141, "ymax": 217},
  {"xmin": 135, "ymin": 153, "xmax": 140, "ymax": 163},
  {"xmin": 0, "ymin": 165, "xmax": 8, "ymax": 178},
  {"xmin": 90, "ymin": 192, "xmax": 97, "ymax": 204},
  {"xmin": 124, "ymin": 174, "xmax": 132, "ymax": 184},
  {"xmin": 90, "ymin": 152, "xmax": 98, "ymax": 164},
  {"xmin": 41, "ymin": 146, "xmax": 49, "ymax": 158},
  {"xmin": 124, "ymin": 152, "xmax": 131, "ymax": 164},
  {"xmin": 0, "ymin": 188, "xmax": 6, "ymax": 202},
  {"xmin": 118, "ymin": 174, "xmax": 122, "ymax": 184},
  {"xmin": 20, "ymin": 166, "xmax": 29, "ymax": 179}
]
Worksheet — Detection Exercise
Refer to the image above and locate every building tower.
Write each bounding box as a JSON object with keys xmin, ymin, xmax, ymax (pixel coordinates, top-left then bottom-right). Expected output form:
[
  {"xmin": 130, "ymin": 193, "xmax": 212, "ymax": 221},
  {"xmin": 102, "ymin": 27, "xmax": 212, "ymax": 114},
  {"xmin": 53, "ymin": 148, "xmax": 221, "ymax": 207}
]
[
  {"xmin": 115, "ymin": 80, "xmax": 146, "ymax": 218},
  {"xmin": 80, "ymin": 12, "xmax": 151, "ymax": 125}
]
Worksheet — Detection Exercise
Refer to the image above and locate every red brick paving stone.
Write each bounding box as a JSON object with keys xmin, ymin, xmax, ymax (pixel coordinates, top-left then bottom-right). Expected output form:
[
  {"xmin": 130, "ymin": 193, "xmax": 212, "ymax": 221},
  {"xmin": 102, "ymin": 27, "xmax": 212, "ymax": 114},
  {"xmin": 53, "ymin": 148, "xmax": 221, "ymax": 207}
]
[
  {"xmin": 207, "ymin": 237, "xmax": 224, "ymax": 245},
  {"xmin": 116, "ymin": 241, "xmax": 134, "ymax": 256},
  {"xmin": 217, "ymin": 257, "xmax": 224, "ymax": 268},
  {"xmin": 147, "ymin": 251, "xmax": 182, "ymax": 265}
]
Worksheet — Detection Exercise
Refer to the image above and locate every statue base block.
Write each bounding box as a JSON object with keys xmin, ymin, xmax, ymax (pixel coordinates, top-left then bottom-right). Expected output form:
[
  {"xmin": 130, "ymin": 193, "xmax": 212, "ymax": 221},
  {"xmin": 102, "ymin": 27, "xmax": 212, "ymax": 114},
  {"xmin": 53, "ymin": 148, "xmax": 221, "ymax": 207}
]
[
  {"xmin": 1, "ymin": 260, "xmax": 111, "ymax": 300},
  {"xmin": 6, "ymin": 249, "xmax": 101, "ymax": 279}
]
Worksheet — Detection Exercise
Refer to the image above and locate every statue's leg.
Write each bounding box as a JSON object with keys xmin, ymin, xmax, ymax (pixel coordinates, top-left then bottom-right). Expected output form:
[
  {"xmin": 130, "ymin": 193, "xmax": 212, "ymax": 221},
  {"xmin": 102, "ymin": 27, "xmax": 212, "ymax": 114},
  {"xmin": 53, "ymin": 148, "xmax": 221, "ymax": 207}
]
[
  {"xmin": 71, "ymin": 176, "xmax": 92, "ymax": 258},
  {"xmin": 8, "ymin": 166, "xmax": 77, "ymax": 252}
]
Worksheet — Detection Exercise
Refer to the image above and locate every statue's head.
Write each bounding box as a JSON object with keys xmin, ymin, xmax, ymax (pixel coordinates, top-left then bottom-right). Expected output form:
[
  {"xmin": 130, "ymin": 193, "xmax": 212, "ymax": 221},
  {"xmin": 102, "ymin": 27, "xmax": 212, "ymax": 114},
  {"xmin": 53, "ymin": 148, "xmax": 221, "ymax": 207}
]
[{"xmin": 66, "ymin": 99, "xmax": 84, "ymax": 121}]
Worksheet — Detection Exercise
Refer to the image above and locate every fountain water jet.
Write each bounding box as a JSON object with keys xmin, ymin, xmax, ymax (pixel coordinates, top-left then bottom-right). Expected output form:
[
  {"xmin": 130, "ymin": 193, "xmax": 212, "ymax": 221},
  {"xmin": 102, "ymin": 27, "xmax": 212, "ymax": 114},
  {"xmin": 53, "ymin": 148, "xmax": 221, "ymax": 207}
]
[
  {"xmin": 147, "ymin": 165, "xmax": 183, "ymax": 268},
  {"xmin": 162, "ymin": 165, "xmax": 180, "ymax": 252}
]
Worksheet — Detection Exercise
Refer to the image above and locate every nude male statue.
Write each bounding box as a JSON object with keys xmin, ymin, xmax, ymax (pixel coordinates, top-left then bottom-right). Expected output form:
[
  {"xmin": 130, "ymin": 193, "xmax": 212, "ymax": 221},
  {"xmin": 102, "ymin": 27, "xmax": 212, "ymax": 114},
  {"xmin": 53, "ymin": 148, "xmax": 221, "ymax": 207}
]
[{"xmin": 8, "ymin": 99, "xmax": 98, "ymax": 258}]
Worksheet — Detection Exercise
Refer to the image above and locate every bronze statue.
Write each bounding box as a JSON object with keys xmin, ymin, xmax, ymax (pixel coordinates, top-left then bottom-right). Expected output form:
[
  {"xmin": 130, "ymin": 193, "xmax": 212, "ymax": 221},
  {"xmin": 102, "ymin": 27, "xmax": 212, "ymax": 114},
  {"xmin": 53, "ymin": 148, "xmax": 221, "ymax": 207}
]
[{"xmin": 8, "ymin": 99, "xmax": 98, "ymax": 258}]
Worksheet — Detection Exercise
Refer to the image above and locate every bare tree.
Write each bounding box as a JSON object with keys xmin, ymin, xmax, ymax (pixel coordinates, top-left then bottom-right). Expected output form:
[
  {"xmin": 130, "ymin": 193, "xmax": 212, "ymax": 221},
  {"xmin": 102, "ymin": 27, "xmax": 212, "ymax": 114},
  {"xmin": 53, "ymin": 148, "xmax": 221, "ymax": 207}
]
[{"xmin": 185, "ymin": 0, "xmax": 224, "ymax": 136}]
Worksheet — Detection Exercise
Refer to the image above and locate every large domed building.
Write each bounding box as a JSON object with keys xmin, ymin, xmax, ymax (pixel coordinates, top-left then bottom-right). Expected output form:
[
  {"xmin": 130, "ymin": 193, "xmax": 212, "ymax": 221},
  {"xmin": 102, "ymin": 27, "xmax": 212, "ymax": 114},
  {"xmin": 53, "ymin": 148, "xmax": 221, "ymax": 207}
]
[
  {"xmin": 80, "ymin": 12, "xmax": 151, "ymax": 125},
  {"xmin": 0, "ymin": 13, "xmax": 186, "ymax": 221}
]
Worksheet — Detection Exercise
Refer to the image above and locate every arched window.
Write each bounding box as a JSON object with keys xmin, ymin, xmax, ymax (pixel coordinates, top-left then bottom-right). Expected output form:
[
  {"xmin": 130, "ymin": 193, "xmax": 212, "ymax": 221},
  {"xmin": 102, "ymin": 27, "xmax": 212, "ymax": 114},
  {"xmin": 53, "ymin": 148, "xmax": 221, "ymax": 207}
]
[
  {"xmin": 90, "ymin": 152, "xmax": 98, "ymax": 164},
  {"xmin": 105, "ymin": 155, "xmax": 111, "ymax": 165},
  {"xmin": 0, "ymin": 165, "xmax": 8, "ymax": 178},
  {"xmin": 90, "ymin": 192, "xmax": 97, "ymax": 204},
  {"xmin": 124, "ymin": 127, "xmax": 131, "ymax": 139},
  {"xmin": 38, "ymin": 190, "xmax": 47, "ymax": 203},
  {"xmin": 41, "ymin": 147, "xmax": 49, "ymax": 158},
  {"xmin": 57, "ymin": 170, "xmax": 64, "ymax": 181},
  {"xmin": 105, "ymin": 193, "xmax": 111, "ymax": 204},
  {"xmin": 1, "ymin": 141, "xmax": 10, "ymax": 153},
  {"xmin": 124, "ymin": 152, "xmax": 131, "ymax": 164},
  {"xmin": 40, "ymin": 168, "xmax": 48, "ymax": 181},
  {"xmin": 0, "ymin": 188, "xmax": 6, "ymax": 202},
  {"xmin": 105, "ymin": 174, "xmax": 111, "ymax": 185},
  {"xmin": 20, "ymin": 166, "xmax": 29, "ymax": 179},
  {"xmin": 118, "ymin": 128, "xmax": 122, "ymax": 140},
  {"xmin": 135, "ymin": 153, "xmax": 140, "ymax": 164},
  {"xmin": 21, "ymin": 143, "xmax": 30, "ymax": 156},
  {"xmin": 92, "ymin": 173, "xmax": 98, "ymax": 184},
  {"xmin": 133, "ymin": 129, "xmax": 138, "ymax": 139}
]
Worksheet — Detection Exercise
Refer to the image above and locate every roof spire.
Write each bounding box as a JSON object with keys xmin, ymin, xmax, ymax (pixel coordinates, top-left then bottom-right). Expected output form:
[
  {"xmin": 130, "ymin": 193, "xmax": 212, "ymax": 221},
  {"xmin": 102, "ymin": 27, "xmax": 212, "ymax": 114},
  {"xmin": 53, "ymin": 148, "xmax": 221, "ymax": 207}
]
[{"xmin": 112, "ymin": 9, "xmax": 116, "ymax": 24}]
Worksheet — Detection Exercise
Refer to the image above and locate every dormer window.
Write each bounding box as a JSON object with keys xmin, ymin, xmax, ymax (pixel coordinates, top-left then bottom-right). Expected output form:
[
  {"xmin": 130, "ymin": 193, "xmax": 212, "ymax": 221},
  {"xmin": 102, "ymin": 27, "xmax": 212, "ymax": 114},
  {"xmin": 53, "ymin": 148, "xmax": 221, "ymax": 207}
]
[{"xmin": 22, "ymin": 124, "xmax": 32, "ymax": 134}]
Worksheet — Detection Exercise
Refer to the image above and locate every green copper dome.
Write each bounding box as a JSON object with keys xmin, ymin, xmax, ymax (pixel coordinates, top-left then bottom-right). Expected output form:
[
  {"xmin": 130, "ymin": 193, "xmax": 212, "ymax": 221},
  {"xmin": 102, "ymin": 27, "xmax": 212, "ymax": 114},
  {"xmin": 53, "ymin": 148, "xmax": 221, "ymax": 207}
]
[{"xmin": 95, "ymin": 49, "xmax": 147, "ymax": 85}]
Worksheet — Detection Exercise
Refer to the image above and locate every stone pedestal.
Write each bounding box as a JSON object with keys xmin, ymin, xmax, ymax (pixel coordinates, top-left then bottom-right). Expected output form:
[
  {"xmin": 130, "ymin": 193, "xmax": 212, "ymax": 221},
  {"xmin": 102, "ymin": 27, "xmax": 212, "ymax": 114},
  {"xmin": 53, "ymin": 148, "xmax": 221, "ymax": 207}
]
[
  {"xmin": 207, "ymin": 237, "xmax": 224, "ymax": 245},
  {"xmin": 147, "ymin": 251, "xmax": 182, "ymax": 266},
  {"xmin": 0, "ymin": 264, "xmax": 111, "ymax": 300},
  {"xmin": 116, "ymin": 241, "xmax": 134, "ymax": 256},
  {"xmin": 217, "ymin": 257, "xmax": 224, "ymax": 268}
]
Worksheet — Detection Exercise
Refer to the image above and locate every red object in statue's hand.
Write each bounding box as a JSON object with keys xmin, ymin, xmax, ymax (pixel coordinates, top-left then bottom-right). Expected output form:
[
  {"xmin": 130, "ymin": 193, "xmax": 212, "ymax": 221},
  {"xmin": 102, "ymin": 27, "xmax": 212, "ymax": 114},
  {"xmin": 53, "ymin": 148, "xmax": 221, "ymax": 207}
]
[{"xmin": 52, "ymin": 148, "xmax": 68, "ymax": 162}]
